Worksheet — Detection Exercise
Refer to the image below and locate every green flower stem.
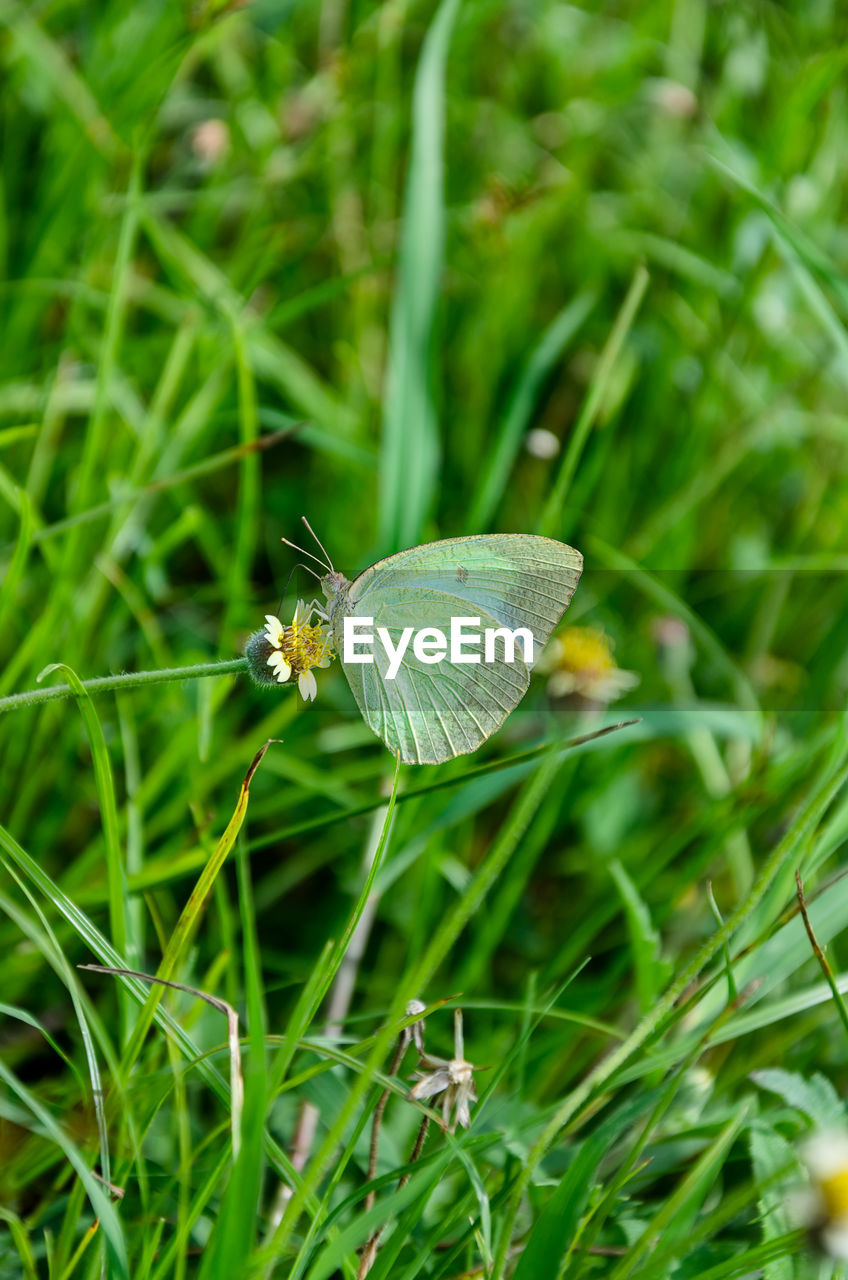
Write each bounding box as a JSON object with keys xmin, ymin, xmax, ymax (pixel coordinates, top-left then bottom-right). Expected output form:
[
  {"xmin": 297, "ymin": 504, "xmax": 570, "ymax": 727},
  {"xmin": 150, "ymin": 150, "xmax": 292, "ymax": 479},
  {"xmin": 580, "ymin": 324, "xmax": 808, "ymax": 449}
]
[{"xmin": 0, "ymin": 658, "xmax": 248, "ymax": 716}]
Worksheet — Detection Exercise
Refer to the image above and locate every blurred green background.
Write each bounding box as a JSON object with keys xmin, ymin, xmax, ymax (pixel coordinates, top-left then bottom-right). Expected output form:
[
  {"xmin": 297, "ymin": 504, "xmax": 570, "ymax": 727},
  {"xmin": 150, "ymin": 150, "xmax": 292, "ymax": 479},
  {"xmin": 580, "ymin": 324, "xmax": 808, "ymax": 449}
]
[{"xmin": 2, "ymin": 0, "xmax": 848, "ymax": 1276}]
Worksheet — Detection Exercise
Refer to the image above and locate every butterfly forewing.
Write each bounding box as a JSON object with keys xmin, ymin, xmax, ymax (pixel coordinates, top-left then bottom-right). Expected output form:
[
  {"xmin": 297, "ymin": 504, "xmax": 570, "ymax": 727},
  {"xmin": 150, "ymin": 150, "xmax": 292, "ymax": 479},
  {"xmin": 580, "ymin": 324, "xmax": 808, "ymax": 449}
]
[
  {"xmin": 330, "ymin": 535, "xmax": 582, "ymax": 765},
  {"xmin": 346, "ymin": 536, "xmax": 581, "ymax": 641}
]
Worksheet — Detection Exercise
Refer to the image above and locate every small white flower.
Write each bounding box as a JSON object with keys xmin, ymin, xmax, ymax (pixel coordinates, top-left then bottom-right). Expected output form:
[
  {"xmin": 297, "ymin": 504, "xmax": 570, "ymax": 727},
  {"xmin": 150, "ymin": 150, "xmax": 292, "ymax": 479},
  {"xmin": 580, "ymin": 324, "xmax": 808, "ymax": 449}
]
[
  {"xmin": 259, "ymin": 602, "xmax": 333, "ymax": 700},
  {"xmin": 409, "ymin": 1009, "xmax": 477, "ymax": 1131},
  {"xmin": 539, "ymin": 626, "xmax": 639, "ymax": 704},
  {"xmin": 798, "ymin": 1129, "xmax": 848, "ymax": 1260}
]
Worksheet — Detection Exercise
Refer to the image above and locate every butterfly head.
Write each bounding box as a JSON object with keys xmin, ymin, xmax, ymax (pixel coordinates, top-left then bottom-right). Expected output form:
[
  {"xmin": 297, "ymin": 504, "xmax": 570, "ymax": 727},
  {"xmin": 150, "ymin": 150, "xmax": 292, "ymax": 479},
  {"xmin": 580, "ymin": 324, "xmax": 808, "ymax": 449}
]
[{"xmin": 320, "ymin": 570, "xmax": 348, "ymax": 603}]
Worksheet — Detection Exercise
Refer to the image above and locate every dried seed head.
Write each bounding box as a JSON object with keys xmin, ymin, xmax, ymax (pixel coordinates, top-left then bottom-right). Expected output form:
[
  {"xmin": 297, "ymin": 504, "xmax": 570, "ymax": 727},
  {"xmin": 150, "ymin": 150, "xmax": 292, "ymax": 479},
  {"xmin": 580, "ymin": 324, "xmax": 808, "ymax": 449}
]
[{"xmin": 409, "ymin": 1008, "xmax": 477, "ymax": 1132}]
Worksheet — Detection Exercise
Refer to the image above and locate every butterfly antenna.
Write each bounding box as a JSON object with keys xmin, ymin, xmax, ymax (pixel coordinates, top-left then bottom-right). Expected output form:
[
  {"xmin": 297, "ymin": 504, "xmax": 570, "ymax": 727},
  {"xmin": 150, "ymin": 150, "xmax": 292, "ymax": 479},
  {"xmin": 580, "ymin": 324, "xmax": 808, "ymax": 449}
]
[
  {"xmin": 301, "ymin": 516, "xmax": 334, "ymax": 573},
  {"xmin": 281, "ymin": 535, "xmax": 331, "ymax": 573},
  {"xmin": 276, "ymin": 563, "xmax": 320, "ymax": 615},
  {"xmin": 277, "ymin": 565, "xmax": 297, "ymax": 615}
]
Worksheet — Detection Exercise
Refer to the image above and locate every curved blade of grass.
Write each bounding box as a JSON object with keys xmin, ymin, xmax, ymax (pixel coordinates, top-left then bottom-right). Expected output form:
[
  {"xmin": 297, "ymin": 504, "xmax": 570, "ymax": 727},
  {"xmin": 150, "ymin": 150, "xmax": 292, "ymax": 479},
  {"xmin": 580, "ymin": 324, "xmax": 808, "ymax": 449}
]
[
  {"xmin": 0, "ymin": 1206, "xmax": 37, "ymax": 1280},
  {"xmin": 608, "ymin": 1102, "xmax": 750, "ymax": 1280},
  {"xmin": 121, "ymin": 739, "xmax": 278, "ymax": 1075},
  {"xmin": 38, "ymin": 662, "xmax": 130, "ymax": 1034},
  {"xmin": 0, "ymin": 1055, "xmax": 128, "ymax": 1277},
  {"xmin": 491, "ymin": 732, "xmax": 848, "ymax": 1279},
  {"xmin": 80, "ymin": 965, "xmax": 243, "ymax": 1158},
  {"xmin": 0, "ymin": 999, "xmax": 86, "ymax": 1097},
  {"xmin": 470, "ymin": 290, "xmax": 597, "ymax": 531},
  {"xmin": 0, "ymin": 812, "xmax": 317, "ymax": 1211},
  {"xmin": 303, "ymin": 1151, "xmax": 454, "ymax": 1280},
  {"xmin": 197, "ymin": 835, "xmax": 267, "ymax": 1280},
  {"xmin": 0, "ymin": 876, "xmax": 119, "ymax": 1205},
  {"xmin": 510, "ymin": 1131, "xmax": 609, "ymax": 1280},
  {"xmin": 378, "ymin": 0, "xmax": 460, "ymax": 551},
  {"xmin": 0, "ymin": 486, "xmax": 31, "ymax": 634}
]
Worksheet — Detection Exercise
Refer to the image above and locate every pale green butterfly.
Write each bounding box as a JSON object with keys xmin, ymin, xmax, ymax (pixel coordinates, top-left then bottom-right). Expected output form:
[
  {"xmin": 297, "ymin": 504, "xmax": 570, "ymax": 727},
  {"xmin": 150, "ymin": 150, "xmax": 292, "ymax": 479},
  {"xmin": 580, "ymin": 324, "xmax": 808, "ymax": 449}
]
[{"xmin": 288, "ymin": 522, "xmax": 582, "ymax": 765}]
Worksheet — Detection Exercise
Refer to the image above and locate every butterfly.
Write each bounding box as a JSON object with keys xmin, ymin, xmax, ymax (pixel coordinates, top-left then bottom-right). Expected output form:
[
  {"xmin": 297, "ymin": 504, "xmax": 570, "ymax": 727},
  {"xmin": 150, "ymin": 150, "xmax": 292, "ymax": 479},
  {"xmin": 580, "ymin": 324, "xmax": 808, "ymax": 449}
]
[{"xmin": 287, "ymin": 522, "xmax": 582, "ymax": 765}]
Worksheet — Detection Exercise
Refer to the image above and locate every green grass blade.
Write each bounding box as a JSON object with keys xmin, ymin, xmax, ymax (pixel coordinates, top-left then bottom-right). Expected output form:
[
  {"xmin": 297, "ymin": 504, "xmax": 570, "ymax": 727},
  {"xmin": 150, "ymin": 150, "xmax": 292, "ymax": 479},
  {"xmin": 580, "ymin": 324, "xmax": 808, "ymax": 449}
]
[
  {"xmin": 0, "ymin": 1055, "xmax": 128, "ymax": 1277},
  {"xmin": 509, "ymin": 1131, "xmax": 609, "ymax": 1280},
  {"xmin": 378, "ymin": 0, "xmax": 461, "ymax": 551},
  {"xmin": 469, "ymin": 291, "xmax": 597, "ymax": 531},
  {"xmin": 120, "ymin": 740, "xmax": 277, "ymax": 1075},
  {"xmin": 0, "ymin": 486, "xmax": 32, "ymax": 634},
  {"xmin": 198, "ymin": 838, "xmax": 268, "ymax": 1279},
  {"xmin": 38, "ymin": 662, "xmax": 130, "ymax": 1032},
  {"xmin": 492, "ymin": 739, "xmax": 848, "ymax": 1278},
  {"xmin": 537, "ymin": 265, "xmax": 649, "ymax": 536}
]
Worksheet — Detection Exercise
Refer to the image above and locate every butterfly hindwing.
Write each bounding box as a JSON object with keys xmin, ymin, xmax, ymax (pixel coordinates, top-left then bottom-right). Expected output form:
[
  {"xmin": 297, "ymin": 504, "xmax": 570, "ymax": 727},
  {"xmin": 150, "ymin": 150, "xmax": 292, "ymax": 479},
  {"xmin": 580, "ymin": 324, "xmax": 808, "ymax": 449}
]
[{"xmin": 329, "ymin": 535, "xmax": 582, "ymax": 764}]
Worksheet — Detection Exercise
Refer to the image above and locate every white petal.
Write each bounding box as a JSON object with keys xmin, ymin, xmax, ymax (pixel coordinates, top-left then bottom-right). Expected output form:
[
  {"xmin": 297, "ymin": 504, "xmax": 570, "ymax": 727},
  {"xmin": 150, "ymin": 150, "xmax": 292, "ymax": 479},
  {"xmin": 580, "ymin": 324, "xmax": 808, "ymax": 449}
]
[
  {"xmin": 264, "ymin": 615, "xmax": 284, "ymax": 646},
  {"xmin": 453, "ymin": 1009, "xmax": 464, "ymax": 1061},
  {"xmin": 417, "ymin": 1053, "xmax": 450, "ymax": 1071},
  {"xmin": 267, "ymin": 653, "xmax": 291, "ymax": 682},
  {"xmin": 293, "ymin": 599, "xmax": 308, "ymax": 626},
  {"xmin": 410, "ymin": 1071, "xmax": 451, "ymax": 1101},
  {"xmin": 547, "ymin": 671, "xmax": 578, "ymax": 696},
  {"xmin": 298, "ymin": 670, "xmax": 318, "ymax": 701},
  {"xmin": 804, "ymin": 1131, "xmax": 848, "ymax": 1180},
  {"xmin": 823, "ymin": 1219, "xmax": 848, "ymax": 1261},
  {"xmin": 454, "ymin": 1097, "xmax": 471, "ymax": 1129}
]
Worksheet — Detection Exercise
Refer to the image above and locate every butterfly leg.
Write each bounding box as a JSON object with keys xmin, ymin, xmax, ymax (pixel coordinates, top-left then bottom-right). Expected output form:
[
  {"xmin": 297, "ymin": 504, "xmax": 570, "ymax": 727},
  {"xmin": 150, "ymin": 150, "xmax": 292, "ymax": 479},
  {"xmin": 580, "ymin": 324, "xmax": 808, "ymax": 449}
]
[{"xmin": 302, "ymin": 598, "xmax": 330, "ymax": 624}]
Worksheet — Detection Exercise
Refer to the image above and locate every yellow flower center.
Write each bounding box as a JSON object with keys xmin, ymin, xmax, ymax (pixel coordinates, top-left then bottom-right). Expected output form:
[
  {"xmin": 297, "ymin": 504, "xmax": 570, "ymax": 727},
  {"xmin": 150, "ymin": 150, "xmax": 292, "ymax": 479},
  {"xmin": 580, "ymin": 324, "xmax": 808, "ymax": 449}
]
[
  {"xmin": 277, "ymin": 616, "xmax": 334, "ymax": 676},
  {"xmin": 553, "ymin": 627, "xmax": 617, "ymax": 677},
  {"xmin": 821, "ymin": 1169, "xmax": 848, "ymax": 1219}
]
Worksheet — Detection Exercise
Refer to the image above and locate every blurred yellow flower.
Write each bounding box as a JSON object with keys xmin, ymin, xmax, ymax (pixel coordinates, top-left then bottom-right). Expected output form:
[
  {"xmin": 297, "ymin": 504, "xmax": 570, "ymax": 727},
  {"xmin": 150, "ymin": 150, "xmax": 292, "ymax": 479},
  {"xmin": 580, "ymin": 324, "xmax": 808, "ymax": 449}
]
[
  {"xmin": 263, "ymin": 600, "xmax": 334, "ymax": 702},
  {"xmin": 540, "ymin": 626, "xmax": 639, "ymax": 703}
]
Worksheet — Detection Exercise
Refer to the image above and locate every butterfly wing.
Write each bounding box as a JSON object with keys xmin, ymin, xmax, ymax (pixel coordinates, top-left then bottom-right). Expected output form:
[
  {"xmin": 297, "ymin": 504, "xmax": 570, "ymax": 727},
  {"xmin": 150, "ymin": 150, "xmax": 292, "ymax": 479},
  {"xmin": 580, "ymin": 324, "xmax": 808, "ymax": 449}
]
[{"xmin": 335, "ymin": 535, "xmax": 582, "ymax": 765}]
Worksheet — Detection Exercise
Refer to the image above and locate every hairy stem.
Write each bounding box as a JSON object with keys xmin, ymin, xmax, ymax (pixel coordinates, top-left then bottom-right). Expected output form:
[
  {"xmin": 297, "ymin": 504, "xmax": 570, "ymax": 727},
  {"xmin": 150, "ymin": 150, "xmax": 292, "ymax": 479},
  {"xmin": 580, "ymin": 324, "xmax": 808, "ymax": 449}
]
[{"xmin": 0, "ymin": 658, "xmax": 248, "ymax": 715}]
